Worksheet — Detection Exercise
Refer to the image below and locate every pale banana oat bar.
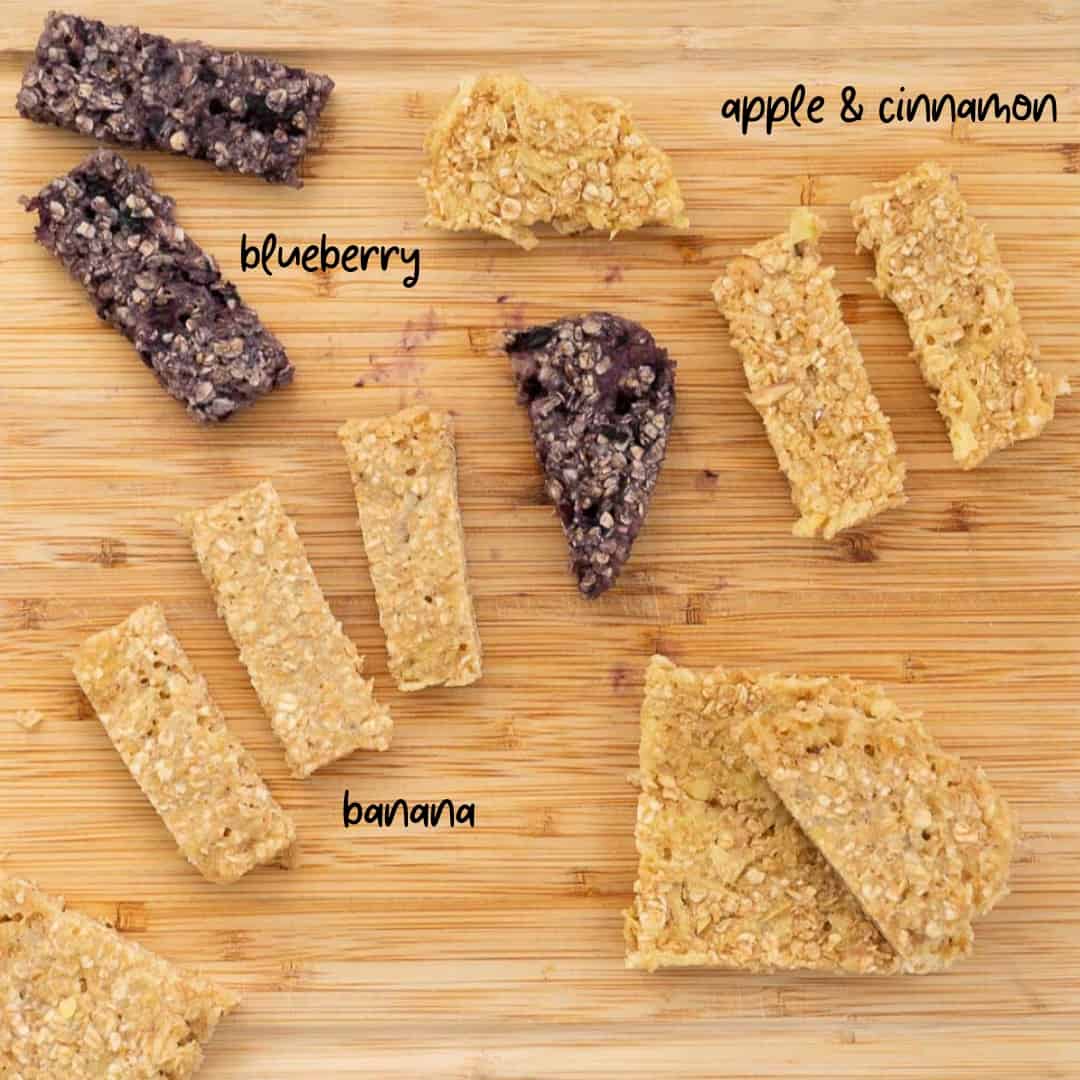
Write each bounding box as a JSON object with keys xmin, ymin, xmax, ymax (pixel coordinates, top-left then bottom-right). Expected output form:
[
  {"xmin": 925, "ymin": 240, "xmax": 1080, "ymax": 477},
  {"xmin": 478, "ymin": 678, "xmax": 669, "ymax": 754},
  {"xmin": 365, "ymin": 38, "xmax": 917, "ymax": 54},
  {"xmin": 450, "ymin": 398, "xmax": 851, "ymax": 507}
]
[
  {"xmin": 712, "ymin": 210, "xmax": 906, "ymax": 539},
  {"xmin": 625, "ymin": 656, "xmax": 897, "ymax": 974},
  {"xmin": 72, "ymin": 603, "xmax": 296, "ymax": 884},
  {"xmin": 1, "ymin": 876, "xmax": 237, "ymax": 1079},
  {"xmin": 338, "ymin": 408, "xmax": 482, "ymax": 692},
  {"xmin": 734, "ymin": 673, "xmax": 1015, "ymax": 974},
  {"xmin": 180, "ymin": 481, "xmax": 392, "ymax": 778},
  {"xmin": 420, "ymin": 72, "xmax": 688, "ymax": 249},
  {"xmin": 852, "ymin": 162, "xmax": 1069, "ymax": 468}
]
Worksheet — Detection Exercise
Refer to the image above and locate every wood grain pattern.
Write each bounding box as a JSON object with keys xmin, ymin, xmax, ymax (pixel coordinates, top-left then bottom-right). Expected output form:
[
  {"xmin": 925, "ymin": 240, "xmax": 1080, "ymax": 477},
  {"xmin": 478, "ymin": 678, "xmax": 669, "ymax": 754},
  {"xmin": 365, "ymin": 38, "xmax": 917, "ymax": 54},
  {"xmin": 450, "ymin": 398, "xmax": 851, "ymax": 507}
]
[{"xmin": 1, "ymin": 2, "xmax": 1078, "ymax": 1076}]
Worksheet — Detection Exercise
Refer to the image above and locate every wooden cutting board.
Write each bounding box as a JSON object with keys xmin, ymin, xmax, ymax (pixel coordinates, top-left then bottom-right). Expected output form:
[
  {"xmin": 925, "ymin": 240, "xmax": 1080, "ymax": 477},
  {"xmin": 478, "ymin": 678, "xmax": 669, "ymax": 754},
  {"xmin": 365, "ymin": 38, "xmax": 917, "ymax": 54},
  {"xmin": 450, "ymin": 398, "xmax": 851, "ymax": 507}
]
[{"xmin": 1, "ymin": 2, "xmax": 1078, "ymax": 1076}]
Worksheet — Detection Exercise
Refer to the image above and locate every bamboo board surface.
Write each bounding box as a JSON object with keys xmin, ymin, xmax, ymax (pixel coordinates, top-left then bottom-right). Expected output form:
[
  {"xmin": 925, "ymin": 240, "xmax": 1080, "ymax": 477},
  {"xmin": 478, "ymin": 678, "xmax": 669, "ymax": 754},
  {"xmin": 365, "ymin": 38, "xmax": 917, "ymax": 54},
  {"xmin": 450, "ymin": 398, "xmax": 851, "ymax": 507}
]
[{"xmin": 1, "ymin": 1, "xmax": 1078, "ymax": 1076}]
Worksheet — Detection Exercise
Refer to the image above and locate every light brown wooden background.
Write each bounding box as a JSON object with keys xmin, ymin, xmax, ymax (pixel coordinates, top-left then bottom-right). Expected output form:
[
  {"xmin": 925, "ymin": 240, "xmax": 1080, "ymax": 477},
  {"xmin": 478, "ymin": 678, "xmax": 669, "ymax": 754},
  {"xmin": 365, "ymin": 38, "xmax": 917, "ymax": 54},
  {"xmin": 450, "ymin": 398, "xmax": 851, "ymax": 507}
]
[{"xmin": 1, "ymin": 2, "xmax": 1078, "ymax": 1076}]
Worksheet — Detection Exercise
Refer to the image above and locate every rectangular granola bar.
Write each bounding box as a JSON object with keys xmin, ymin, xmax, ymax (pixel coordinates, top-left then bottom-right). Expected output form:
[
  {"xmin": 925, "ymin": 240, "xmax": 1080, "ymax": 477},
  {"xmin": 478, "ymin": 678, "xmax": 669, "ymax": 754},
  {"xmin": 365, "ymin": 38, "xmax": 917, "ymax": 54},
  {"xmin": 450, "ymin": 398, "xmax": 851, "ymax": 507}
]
[
  {"xmin": 852, "ymin": 162, "xmax": 1069, "ymax": 468},
  {"xmin": 72, "ymin": 603, "xmax": 296, "ymax": 885},
  {"xmin": 712, "ymin": 210, "xmax": 906, "ymax": 538},
  {"xmin": 625, "ymin": 656, "xmax": 897, "ymax": 974},
  {"xmin": 17, "ymin": 12, "xmax": 333, "ymax": 187},
  {"xmin": 733, "ymin": 672, "xmax": 1015, "ymax": 973},
  {"xmin": 338, "ymin": 408, "xmax": 482, "ymax": 691},
  {"xmin": 1, "ymin": 875, "xmax": 236, "ymax": 1078},
  {"xmin": 180, "ymin": 481, "xmax": 392, "ymax": 778},
  {"xmin": 25, "ymin": 150, "xmax": 293, "ymax": 422}
]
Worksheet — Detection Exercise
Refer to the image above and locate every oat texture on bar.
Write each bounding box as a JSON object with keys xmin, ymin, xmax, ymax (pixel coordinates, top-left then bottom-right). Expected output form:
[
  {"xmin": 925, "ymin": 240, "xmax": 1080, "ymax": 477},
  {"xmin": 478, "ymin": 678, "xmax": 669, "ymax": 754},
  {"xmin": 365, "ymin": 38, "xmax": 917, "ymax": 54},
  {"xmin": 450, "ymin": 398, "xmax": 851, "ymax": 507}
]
[
  {"xmin": 734, "ymin": 673, "xmax": 1015, "ymax": 973},
  {"xmin": 712, "ymin": 210, "xmax": 906, "ymax": 539},
  {"xmin": 1, "ymin": 875, "xmax": 237, "ymax": 1079},
  {"xmin": 72, "ymin": 603, "xmax": 296, "ymax": 884},
  {"xmin": 180, "ymin": 481, "xmax": 392, "ymax": 778},
  {"xmin": 505, "ymin": 313, "xmax": 676, "ymax": 598},
  {"xmin": 420, "ymin": 72, "xmax": 688, "ymax": 249},
  {"xmin": 24, "ymin": 150, "xmax": 293, "ymax": 422},
  {"xmin": 625, "ymin": 656, "xmax": 897, "ymax": 974},
  {"xmin": 18, "ymin": 11, "xmax": 334, "ymax": 186},
  {"xmin": 852, "ymin": 162, "xmax": 1070, "ymax": 468},
  {"xmin": 338, "ymin": 408, "xmax": 482, "ymax": 692}
]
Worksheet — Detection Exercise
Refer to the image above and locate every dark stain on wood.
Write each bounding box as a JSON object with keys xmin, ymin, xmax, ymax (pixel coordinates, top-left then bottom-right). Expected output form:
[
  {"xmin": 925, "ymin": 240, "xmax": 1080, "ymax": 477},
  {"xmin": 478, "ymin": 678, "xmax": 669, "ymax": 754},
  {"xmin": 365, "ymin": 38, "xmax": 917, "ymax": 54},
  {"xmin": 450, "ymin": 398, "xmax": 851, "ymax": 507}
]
[
  {"xmin": 695, "ymin": 468, "xmax": 720, "ymax": 491},
  {"xmin": 938, "ymin": 501, "xmax": 976, "ymax": 533},
  {"xmin": 836, "ymin": 531, "xmax": 878, "ymax": 563}
]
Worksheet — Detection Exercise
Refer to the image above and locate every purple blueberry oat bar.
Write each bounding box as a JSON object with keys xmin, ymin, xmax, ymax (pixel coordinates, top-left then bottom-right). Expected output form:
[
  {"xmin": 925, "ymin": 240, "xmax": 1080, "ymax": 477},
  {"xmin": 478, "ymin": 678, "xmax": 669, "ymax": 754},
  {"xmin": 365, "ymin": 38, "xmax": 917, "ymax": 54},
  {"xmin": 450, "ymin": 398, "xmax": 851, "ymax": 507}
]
[
  {"xmin": 25, "ymin": 150, "xmax": 293, "ymax": 421},
  {"xmin": 17, "ymin": 12, "xmax": 334, "ymax": 187},
  {"xmin": 505, "ymin": 313, "xmax": 675, "ymax": 598}
]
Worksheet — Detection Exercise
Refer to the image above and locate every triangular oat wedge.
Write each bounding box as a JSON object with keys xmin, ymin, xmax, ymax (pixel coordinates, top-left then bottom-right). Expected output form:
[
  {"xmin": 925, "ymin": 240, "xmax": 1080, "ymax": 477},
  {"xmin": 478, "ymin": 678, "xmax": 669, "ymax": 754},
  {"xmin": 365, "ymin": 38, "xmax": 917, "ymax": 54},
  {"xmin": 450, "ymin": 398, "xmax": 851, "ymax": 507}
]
[
  {"xmin": 420, "ymin": 72, "xmax": 688, "ymax": 249},
  {"xmin": 625, "ymin": 656, "xmax": 898, "ymax": 973},
  {"xmin": 505, "ymin": 313, "xmax": 675, "ymax": 598},
  {"xmin": 733, "ymin": 674, "xmax": 1015, "ymax": 974}
]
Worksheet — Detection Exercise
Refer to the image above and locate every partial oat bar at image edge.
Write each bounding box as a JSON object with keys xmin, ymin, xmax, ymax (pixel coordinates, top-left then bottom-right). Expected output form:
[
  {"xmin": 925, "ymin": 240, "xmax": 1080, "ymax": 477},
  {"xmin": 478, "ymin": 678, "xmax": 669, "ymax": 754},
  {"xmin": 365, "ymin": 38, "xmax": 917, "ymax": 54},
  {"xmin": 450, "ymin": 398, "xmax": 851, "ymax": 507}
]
[
  {"xmin": 1, "ymin": 876, "xmax": 237, "ymax": 1079},
  {"xmin": 712, "ymin": 210, "xmax": 906, "ymax": 539},
  {"xmin": 72, "ymin": 603, "xmax": 296, "ymax": 885},
  {"xmin": 624, "ymin": 655, "xmax": 898, "ymax": 975},
  {"xmin": 851, "ymin": 161, "xmax": 1069, "ymax": 469},
  {"xmin": 338, "ymin": 407, "xmax": 482, "ymax": 692},
  {"xmin": 179, "ymin": 481, "xmax": 392, "ymax": 779}
]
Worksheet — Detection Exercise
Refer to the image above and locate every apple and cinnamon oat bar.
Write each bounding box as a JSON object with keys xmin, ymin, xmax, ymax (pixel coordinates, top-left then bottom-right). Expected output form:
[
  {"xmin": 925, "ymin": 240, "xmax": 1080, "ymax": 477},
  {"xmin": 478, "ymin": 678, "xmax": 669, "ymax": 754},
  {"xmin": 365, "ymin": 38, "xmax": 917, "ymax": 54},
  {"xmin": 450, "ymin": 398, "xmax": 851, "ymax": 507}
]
[
  {"xmin": 180, "ymin": 481, "xmax": 392, "ymax": 779},
  {"xmin": 733, "ymin": 672, "xmax": 1015, "ymax": 973},
  {"xmin": 73, "ymin": 603, "xmax": 295, "ymax": 884},
  {"xmin": 625, "ymin": 656, "xmax": 897, "ymax": 973},
  {"xmin": 852, "ymin": 162, "xmax": 1069, "ymax": 468},
  {"xmin": 338, "ymin": 408, "xmax": 482, "ymax": 692},
  {"xmin": 712, "ymin": 210, "xmax": 906, "ymax": 539},
  {"xmin": 420, "ymin": 73, "xmax": 688, "ymax": 249},
  {"xmin": 1, "ymin": 875, "xmax": 236, "ymax": 1078}
]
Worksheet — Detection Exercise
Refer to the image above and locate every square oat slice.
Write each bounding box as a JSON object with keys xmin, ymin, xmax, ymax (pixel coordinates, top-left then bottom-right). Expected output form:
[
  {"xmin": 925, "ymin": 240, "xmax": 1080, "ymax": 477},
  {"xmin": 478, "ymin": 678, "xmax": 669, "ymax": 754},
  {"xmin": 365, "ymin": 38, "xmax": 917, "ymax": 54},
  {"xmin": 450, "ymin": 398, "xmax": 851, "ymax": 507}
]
[
  {"xmin": 72, "ymin": 603, "xmax": 296, "ymax": 884},
  {"xmin": 625, "ymin": 656, "xmax": 897, "ymax": 973},
  {"xmin": 852, "ymin": 162, "xmax": 1070, "ymax": 468},
  {"xmin": 339, "ymin": 407, "xmax": 482, "ymax": 691},
  {"xmin": 734, "ymin": 673, "xmax": 1016, "ymax": 973},
  {"xmin": 1, "ymin": 875, "xmax": 236, "ymax": 1079},
  {"xmin": 180, "ymin": 481, "xmax": 392, "ymax": 779},
  {"xmin": 712, "ymin": 210, "xmax": 906, "ymax": 539}
]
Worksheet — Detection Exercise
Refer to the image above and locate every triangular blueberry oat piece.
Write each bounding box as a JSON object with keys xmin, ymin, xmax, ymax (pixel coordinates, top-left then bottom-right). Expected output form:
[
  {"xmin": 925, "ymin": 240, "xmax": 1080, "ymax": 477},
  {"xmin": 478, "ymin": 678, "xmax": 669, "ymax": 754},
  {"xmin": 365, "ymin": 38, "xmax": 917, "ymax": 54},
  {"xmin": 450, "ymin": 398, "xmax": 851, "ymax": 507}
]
[{"xmin": 505, "ymin": 312, "xmax": 675, "ymax": 598}]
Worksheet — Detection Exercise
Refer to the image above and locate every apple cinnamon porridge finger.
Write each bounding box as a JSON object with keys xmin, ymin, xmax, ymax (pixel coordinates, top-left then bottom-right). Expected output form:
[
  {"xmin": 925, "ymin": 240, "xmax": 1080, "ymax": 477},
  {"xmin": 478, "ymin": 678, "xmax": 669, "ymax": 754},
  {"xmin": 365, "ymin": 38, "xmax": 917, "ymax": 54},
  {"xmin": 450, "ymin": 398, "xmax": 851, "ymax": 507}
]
[
  {"xmin": 180, "ymin": 481, "xmax": 392, "ymax": 778},
  {"xmin": 852, "ymin": 162, "xmax": 1069, "ymax": 468},
  {"xmin": 73, "ymin": 603, "xmax": 295, "ymax": 884},
  {"xmin": 712, "ymin": 210, "xmax": 906, "ymax": 539}
]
